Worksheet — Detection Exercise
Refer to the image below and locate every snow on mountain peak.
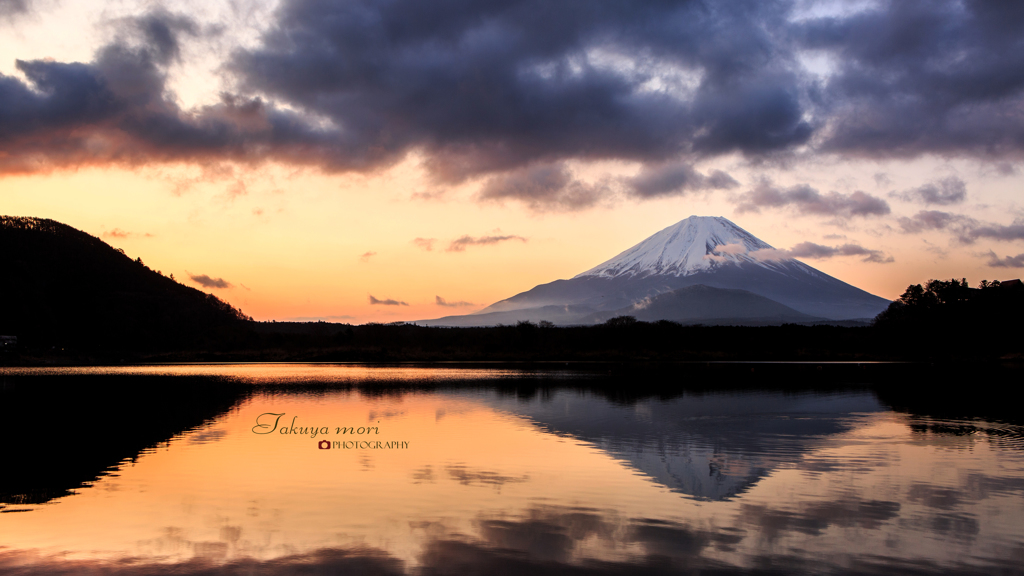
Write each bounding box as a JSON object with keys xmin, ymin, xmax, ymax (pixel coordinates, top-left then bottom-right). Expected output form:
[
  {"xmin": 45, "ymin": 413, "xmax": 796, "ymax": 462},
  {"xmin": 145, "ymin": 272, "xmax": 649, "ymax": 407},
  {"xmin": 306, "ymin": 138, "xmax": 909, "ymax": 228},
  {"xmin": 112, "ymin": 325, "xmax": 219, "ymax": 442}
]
[{"xmin": 574, "ymin": 216, "xmax": 780, "ymax": 278}]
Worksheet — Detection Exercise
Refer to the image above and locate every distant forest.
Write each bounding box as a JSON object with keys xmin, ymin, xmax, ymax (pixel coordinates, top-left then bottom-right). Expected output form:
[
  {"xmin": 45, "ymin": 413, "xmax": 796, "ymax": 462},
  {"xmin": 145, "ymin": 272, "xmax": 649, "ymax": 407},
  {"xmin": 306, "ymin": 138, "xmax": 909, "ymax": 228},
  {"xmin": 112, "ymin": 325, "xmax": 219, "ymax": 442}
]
[
  {"xmin": 4, "ymin": 275, "xmax": 1021, "ymax": 365},
  {"xmin": 2, "ymin": 216, "xmax": 1022, "ymax": 364}
]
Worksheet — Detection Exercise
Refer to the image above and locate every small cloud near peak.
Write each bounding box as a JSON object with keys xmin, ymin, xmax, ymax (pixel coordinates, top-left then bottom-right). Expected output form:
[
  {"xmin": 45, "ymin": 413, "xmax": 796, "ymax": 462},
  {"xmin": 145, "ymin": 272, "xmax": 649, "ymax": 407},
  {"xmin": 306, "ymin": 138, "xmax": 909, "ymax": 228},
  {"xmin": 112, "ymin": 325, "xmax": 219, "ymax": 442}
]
[
  {"xmin": 369, "ymin": 295, "xmax": 408, "ymax": 306},
  {"xmin": 189, "ymin": 273, "xmax": 233, "ymax": 289},
  {"xmin": 447, "ymin": 234, "xmax": 526, "ymax": 252},
  {"xmin": 436, "ymin": 295, "xmax": 474, "ymax": 307}
]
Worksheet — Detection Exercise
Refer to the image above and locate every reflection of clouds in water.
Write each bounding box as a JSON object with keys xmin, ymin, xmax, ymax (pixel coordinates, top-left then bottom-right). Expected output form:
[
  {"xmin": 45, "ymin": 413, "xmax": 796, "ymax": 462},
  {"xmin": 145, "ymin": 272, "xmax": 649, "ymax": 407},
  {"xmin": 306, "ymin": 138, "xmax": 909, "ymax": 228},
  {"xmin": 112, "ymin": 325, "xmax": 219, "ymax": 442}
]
[
  {"xmin": 0, "ymin": 547, "xmax": 406, "ymax": 576},
  {"xmin": 186, "ymin": 428, "xmax": 228, "ymax": 445},
  {"xmin": 740, "ymin": 499, "xmax": 901, "ymax": 543},
  {"xmin": 0, "ymin": 503, "xmax": 1014, "ymax": 575},
  {"xmin": 444, "ymin": 464, "xmax": 529, "ymax": 490},
  {"xmin": 410, "ymin": 465, "xmax": 435, "ymax": 484},
  {"xmin": 907, "ymin": 483, "xmax": 962, "ymax": 511},
  {"xmin": 368, "ymin": 409, "xmax": 405, "ymax": 422}
]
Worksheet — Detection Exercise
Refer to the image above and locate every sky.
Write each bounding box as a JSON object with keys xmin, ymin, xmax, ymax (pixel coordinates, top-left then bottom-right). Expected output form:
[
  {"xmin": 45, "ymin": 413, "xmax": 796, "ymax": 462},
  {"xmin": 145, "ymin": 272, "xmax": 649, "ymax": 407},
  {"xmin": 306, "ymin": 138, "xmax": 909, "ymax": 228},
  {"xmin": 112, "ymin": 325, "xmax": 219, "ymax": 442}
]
[{"xmin": 2, "ymin": 0, "xmax": 1023, "ymax": 323}]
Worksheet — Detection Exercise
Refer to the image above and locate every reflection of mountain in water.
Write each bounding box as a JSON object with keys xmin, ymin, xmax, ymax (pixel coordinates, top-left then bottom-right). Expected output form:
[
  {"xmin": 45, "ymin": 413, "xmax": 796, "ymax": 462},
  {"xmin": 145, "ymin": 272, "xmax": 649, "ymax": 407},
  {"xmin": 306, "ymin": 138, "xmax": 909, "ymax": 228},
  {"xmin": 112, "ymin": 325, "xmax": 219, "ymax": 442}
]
[
  {"xmin": 485, "ymin": 390, "xmax": 883, "ymax": 500},
  {"xmin": 0, "ymin": 375, "xmax": 247, "ymax": 507}
]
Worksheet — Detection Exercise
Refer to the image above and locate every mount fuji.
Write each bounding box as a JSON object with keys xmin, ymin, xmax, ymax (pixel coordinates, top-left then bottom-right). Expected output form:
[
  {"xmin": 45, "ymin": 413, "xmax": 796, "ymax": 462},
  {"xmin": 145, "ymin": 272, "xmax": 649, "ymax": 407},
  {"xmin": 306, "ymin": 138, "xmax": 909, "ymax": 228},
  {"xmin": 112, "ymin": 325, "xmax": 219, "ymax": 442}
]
[{"xmin": 419, "ymin": 216, "xmax": 890, "ymax": 326}]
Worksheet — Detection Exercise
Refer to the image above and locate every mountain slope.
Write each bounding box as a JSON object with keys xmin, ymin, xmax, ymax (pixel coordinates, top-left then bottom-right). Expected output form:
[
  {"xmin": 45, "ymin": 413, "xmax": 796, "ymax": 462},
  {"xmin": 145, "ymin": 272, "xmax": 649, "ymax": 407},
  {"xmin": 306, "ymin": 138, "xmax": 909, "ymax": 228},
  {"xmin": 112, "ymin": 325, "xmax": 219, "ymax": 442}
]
[
  {"xmin": 419, "ymin": 216, "xmax": 889, "ymax": 326},
  {"xmin": 0, "ymin": 216, "xmax": 250, "ymax": 350},
  {"xmin": 581, "ymin": 285, "xmax": 822, "ymax": 325}
]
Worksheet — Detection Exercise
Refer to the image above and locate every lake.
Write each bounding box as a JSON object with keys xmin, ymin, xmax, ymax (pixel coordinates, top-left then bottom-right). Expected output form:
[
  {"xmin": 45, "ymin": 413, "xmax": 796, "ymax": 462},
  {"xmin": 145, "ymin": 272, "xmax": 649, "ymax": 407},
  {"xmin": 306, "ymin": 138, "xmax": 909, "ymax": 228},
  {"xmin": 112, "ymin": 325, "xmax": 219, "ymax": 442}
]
[{"xmin": 2, "ymin": 363, "xmax": 1023, "ymax": 575}]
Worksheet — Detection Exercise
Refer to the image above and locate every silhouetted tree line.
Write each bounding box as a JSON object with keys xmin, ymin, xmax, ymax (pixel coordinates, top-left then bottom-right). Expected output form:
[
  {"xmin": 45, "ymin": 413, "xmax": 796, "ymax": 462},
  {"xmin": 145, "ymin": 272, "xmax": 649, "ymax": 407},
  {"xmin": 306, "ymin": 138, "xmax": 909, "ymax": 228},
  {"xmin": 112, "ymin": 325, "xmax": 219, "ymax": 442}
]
[{"xmin": 871, "ymin": 277, "xmax": 1023, "ymax": 358}]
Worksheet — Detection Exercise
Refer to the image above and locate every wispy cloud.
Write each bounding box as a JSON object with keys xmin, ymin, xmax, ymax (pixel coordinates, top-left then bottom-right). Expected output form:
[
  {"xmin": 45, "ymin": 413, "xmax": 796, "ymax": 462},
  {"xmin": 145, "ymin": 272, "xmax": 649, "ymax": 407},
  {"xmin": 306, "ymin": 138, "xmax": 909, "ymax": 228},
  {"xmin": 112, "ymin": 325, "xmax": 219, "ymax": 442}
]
[
  {"xmin": 369, "ymin": 295, "xmax": 408, "ymax": 306},
  {"xmin": 359, "ymin": 251, "xmax": 377, "ymax": 262},
  {"xmin": 103, "ymin": 228, "xmax": 153, "ymax": 239},
  {"xmin": 412, "ymin": 238, "xmax": 436, "ymax": 251},
  {"xmin": 189, "ymin": 273, "xmax": 232, "ymax": 289},
  {"xmin": 447, "ymin": 234, "xmax": 527, "ymax": 252},
  {"xmin": 436, "ymin": 296, "xmax": 474, "ymax": 307}
]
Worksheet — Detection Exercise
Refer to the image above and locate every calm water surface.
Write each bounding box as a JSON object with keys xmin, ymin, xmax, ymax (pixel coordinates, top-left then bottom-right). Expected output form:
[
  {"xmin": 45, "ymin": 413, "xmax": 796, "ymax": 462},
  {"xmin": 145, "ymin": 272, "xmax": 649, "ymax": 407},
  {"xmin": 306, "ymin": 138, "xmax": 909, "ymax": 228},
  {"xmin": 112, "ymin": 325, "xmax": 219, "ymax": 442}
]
[{"xmin": 1, "ymin": 364, "xmax": 1023, "ymax": 575}]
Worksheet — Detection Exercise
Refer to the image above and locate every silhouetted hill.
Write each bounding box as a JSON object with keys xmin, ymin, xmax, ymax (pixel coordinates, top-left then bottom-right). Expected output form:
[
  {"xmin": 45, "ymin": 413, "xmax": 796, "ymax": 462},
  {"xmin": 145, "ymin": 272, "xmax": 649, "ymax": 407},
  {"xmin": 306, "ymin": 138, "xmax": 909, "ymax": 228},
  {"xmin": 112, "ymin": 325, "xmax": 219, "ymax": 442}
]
[{"xmin": 0, "ymin": 216, "xmax": 250, "ymax": 351}]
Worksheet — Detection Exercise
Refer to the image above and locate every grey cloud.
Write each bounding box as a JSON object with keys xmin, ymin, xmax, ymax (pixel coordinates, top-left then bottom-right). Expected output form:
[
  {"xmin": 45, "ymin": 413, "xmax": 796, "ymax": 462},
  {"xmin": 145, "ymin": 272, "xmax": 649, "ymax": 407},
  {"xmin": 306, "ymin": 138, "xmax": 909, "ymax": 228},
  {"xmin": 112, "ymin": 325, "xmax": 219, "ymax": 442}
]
[
  {"xmin": 892, "ymin": 176, "xmax": 967, "ymax": 206},
  {"xmin": 447, "ymin": 234, "xmax": 527, "ymax": 252},
  {"xmin": 436, "ymin": 296, "xmax": 474, "ymax": 307},
  {"xmin": 965, "ymin": 220, "xmax": 1024, "ymax": 243},
  {"xmin": 984, "ymin": 251, "xmax": 1024, "ymax": 268},
  {"xmin": 189, "ymin": 273, "xmax": 232, "ymax": 289},
  {"xmin": 368, "ymin": 295, "xmax": 408, "ymax": 306},
  {"xmin": 735, "ymin": 181, "xmax": 890, "ymax": 219},
  {"xmin": 897, "ymin": 210, "xmax": 967, "ymax": 234},
  {"xmin": 899, "ymin": 211, "xmax": 1024, "ymax": 244},
  {"xmin": 478, "ymin": 163, "xmax": 610, "ymax": 212},
  {"xmin": 0, "ymin": 0, "xmax": 29, "ymax": 17},
  {"xmin": 785, "ymin": 241, "xmax": 894, "ymax": 264},
  {"xmin": 624, "ymin": 161, "xmax": 739, "ymax": 199},
  {"xmin": 117, "ymin": 8, "xmax": 200, "ymax": 65}
]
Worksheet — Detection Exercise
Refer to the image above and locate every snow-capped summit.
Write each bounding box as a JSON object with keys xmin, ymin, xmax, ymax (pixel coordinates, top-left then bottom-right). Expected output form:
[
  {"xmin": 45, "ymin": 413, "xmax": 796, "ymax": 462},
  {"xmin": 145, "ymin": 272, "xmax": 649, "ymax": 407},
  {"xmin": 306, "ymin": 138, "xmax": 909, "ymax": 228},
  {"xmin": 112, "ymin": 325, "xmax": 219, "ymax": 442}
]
[
  {"xmin": 418, "ymin": 215, "xmax": 891, "ymax": 326},
  {"xmin": 575, "ymin": 216, "xmax": 773, "ymax": 278}
]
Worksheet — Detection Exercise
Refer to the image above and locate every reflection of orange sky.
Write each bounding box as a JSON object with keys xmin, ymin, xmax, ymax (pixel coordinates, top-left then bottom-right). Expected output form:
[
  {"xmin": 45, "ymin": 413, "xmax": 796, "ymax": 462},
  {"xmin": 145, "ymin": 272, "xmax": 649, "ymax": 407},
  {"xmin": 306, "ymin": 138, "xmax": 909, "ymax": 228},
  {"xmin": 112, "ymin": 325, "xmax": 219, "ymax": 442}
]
[
  {"xmin": 2, "ymin": 374, "xmax": 1024, "ymax": 571},
  {"xmin": 3, "ymin": 160, "xmax": 1017, "ymax": 322},
  {"xmin": 0, "ymin": 391, "xmax": 679, "ymax": 566}
]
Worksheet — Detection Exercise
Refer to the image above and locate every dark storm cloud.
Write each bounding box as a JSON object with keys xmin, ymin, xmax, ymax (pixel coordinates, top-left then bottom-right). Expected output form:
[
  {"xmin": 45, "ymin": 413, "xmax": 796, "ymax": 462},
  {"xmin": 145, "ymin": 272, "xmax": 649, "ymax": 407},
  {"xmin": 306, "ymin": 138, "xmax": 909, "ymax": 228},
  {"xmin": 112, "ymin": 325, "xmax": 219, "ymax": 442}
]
[
  {"xmin": 983, "ymin": 251, "xmax": 1024, "ymax": 268},
  {"xmin": 624, "ymin": 161, "xmax": 739, "ymax": 199},
  {"xmin": 6, "ymin": 0, "xmax": 1024, "ymax": 194},
  {"xmin": 801, "ymin": 1, "xmax": 1024, "ymax": 158},
  {"xmin": 892, "ymin": 176, "xmax": 967, "ymax": 206},
  {"xmin": 446, "ymin": 234, "xmax": 527, "ymax": 252},
  {"xmin": 477, "ymin": 163, "xmax": 610, "ymax": 212},
  {"xmin": 369, "ymin": 295, "xmax": 408, "ymax": 306},
  {"xmin": 188, "ymin": 273, "xmax": 232, "ymax": 289},
  {"xmin": 0, "ymin": 10, "xmax": 359, "ymax": 174},
  {"xmin": 735, "ymin": 181, "xmax": 890, "ymax": 219}
]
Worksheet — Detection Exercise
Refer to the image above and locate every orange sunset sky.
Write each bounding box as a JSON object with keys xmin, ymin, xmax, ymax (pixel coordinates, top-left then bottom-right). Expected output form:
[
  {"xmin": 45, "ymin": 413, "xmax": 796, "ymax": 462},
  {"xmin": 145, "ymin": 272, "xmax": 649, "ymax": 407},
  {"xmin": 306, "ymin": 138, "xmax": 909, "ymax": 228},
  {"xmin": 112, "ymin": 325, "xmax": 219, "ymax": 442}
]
[{"xmin": 2, "ymin": 0, "xmax": 1023, "ymax": 323}]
